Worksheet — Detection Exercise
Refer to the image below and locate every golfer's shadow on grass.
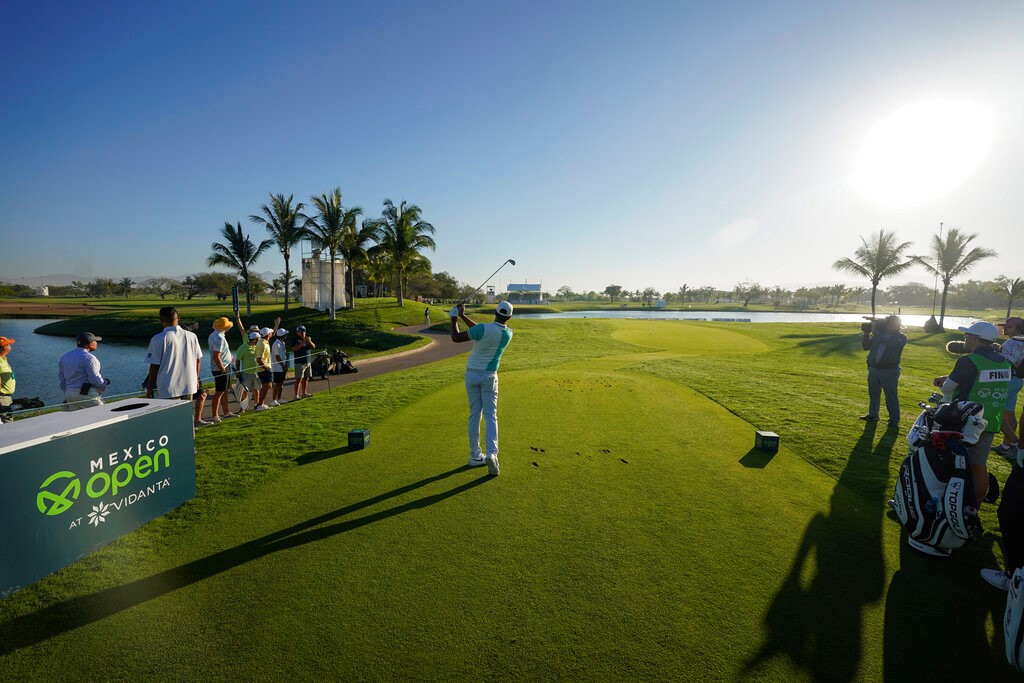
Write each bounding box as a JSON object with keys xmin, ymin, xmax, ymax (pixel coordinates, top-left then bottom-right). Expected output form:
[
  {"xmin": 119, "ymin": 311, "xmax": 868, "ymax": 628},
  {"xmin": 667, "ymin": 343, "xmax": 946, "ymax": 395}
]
[
  {"xmin": 744, "ymin": 421, "xmax": 892, "ymax": 682},
  {"xmin": 0, "ymin": 465, "xmax": 488, "ymax": 655}
]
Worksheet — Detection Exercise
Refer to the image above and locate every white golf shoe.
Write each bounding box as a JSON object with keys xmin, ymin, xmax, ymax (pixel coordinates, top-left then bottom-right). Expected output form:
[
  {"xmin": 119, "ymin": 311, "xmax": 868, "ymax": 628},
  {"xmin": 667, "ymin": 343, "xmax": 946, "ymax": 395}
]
[
  {"xmin": 486, "ymin": 453, "xmax": 500, "ymax": 476},
  {"xmin": 981, "ymin": 568, "xmax": 1011, "ymax": 591},
  {"xmin": 468, "ymin": 455, "xmax": 487, "ymax": 467}
]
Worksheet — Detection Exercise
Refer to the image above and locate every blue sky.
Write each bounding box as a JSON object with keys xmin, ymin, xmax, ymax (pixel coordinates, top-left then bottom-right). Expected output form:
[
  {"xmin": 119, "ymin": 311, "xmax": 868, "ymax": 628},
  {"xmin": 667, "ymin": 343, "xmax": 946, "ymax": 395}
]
[{"xmin": 2, "ymin": 1, "xmax": 1022, "ymax": 293}]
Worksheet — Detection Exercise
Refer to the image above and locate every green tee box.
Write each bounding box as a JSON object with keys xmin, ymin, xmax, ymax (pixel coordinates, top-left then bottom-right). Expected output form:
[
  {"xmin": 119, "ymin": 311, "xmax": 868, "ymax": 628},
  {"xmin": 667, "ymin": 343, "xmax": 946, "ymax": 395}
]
[
  {"xmin": 0, "ymin": 400, "xmax": 196, "ymax": 599},
  {"xmin": 755, "ymin": 430, "xmax": 780, "ymax": 453},
  {"xmin": 348, "ymin": 428, "xmax": 370, "ymax": 450}
]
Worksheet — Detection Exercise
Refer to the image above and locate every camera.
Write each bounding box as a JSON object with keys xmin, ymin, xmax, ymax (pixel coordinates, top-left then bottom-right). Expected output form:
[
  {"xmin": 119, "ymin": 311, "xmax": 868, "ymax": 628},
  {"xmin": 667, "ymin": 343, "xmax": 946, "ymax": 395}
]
[{"xmin": 861, "ymin": 321, "xmax": 876, "ymax": 333}]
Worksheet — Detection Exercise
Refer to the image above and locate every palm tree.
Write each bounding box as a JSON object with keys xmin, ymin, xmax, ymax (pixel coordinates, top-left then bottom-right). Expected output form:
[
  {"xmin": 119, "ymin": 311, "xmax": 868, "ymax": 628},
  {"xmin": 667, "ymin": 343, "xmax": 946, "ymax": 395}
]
[
  {"xmin": 832, "ymin": 229, "xmax": 914, "ymax": 317},
  {"xmin": 912, "ymin": 227, "xmax": 996, "ymax": 327},
  {"xmin": 208, "ymin": 221, "xmax": 274, "ymax": 315},
  {"xmin": 117, "ymin": 277, "xmax": 134, "ymax": 300},
  {"xmin": 306, "ymin": 188, "xmax": 348, "ymax": 320},
  {"xmin": 365, "ymin": 251, "xmax": 392, "ymax": 298},
  {"xmin": 994, "ymin": 276, "xmax": 1024, "ymax": 319},
  {"xmin": 250, "ymin": 193, "xmax": 308, "ymax": 313},
  {"xmin": 340, "ymin": 217, "xmax": 379, "ymax": 308},
  {"xmin": 374, "ymin": 199, "xmax": 436, "ymax": 306}
]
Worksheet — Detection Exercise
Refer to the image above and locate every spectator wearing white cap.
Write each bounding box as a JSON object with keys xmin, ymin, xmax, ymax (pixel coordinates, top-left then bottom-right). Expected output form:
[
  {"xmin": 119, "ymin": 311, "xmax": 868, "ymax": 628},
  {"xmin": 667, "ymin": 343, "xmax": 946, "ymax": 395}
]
[
  {"xmin": 58, "ymin": 332, "xmax": 108, "ymax": 411},
  {"xmin": 933, "ymin": 320, "xmax": 1012, "ymax": 505},
  {"xmin": 253, "ymin": 317, "xmax": 281, "ymax": 411},
  {"xmin": 270, "ymin": 327, "xmax": 289, "ymax": 406},
  {"xmin": 450, "ymin": 301, "xmax": 515, "ymax": 476}
]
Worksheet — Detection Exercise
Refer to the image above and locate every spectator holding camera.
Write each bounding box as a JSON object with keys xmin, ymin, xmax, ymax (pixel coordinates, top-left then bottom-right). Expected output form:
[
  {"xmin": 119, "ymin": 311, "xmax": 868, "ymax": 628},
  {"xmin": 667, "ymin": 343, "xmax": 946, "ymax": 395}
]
[
  {"xmin": 58, "ymin": 332, "xmax": 108, "ymax": 410},
  {"xmin": 860, "ymin": 315, "xmax": 907, "ymax": 429}
]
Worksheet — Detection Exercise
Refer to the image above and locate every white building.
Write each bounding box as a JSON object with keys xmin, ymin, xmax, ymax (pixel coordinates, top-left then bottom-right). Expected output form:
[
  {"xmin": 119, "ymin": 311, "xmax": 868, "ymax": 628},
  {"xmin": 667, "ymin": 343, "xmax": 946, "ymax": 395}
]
[{"xmin": 301, "ymin": 252, "xmax": 347, "ymax": 311}]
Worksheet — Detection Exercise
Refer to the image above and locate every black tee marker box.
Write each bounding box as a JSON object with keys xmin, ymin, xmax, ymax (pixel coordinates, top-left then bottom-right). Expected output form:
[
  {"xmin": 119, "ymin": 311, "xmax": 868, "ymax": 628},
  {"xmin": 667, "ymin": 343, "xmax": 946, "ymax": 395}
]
[
  {"xmin": 348, "ymin": 428, "xmax": 370, "ymax": 450},
  {"xmin": 755, "ymin": 430, "xmax": 780, "ymax": 453}
]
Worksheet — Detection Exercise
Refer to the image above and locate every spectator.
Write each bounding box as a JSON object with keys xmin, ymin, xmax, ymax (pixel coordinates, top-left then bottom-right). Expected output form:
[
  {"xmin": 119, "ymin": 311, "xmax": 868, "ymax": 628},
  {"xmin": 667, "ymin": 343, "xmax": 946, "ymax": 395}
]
[
  {"xmin": 424, "ymin": 307, "xmax": 431, "ymax": 327},
  {"xmin": 0, "ymin": 335, "xmax": 15, "ymax": 423},
  {"xmin": 292, "ymin": 325, "xmax": 316, "ymax": 399},
  {"xmin": 208, "ymin": 317, "xmax": 238, "ymax": 422},
  {"xmin": 860, "ymin": 315, "xmax": 907, "ymax": 429},
  {"xmin": 144, "ymin": 306, "xmax": 208, "ymax": 428},
  {"xmin": 995, "ymin": 316, "xmax": 1024, "ymax": 456},
  {"xmin": 271, "ymin": 327, "xmax": 289, "ymax": 406},
  {"xmin": 235, "ymin": 330, "xmax": 259, "ymax": 410},
  {"xmin": 982, "ymin": 454, "xmax": 1024, "ymax": 591},
  {"xmin": 253, "ymin": 319, "xmax": 281, "ymax": 411},
  {"xmin": 933, "ymin": 321, "xmax": 1012, "ymax": 506},
  {"xmin": 58, "ymin": 332, "xmax": 107, "ymax": 410}
]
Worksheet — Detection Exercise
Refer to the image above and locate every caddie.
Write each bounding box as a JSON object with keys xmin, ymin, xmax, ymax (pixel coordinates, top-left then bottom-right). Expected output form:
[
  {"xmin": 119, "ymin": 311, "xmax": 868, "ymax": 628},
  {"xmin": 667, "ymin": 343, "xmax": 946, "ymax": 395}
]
[{"xmin": 934, "ymin": 320, "xmax": 1012, "ymax": 505}]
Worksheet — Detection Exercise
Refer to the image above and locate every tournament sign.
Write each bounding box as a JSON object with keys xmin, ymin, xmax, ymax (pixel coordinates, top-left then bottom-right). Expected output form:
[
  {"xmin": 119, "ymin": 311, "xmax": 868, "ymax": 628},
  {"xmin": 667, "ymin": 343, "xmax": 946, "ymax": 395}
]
[{"xmin": 0, "ymin": 400, "xmax": 196, "ymax": 599}]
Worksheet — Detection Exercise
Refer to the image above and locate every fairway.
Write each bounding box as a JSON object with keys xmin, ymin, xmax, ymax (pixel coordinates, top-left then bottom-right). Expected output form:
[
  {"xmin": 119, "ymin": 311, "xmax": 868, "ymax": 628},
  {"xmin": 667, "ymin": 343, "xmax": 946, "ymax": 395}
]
[{"xmin": 0, "ymin": 320, "xmax": 1015, "ymax": 680}]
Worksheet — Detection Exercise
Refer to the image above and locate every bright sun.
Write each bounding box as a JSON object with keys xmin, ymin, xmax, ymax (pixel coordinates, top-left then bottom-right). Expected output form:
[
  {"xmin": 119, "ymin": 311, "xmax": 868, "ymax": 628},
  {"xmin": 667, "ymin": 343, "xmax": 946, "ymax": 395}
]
[{"xmin": 851, "ymin": 99, "xmax": 994, "ymax": 206}]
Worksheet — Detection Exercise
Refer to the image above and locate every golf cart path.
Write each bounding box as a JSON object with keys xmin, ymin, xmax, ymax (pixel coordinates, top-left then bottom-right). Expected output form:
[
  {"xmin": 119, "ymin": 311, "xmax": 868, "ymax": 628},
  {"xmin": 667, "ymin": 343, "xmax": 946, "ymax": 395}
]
[{"xmin": 303, "ymin": 324, "xmax": 466, "ymax": 390}]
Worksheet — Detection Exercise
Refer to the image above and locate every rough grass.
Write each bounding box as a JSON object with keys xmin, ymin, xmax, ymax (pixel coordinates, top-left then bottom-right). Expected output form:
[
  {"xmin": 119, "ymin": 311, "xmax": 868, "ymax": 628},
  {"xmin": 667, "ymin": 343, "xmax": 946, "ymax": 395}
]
[{"xmin": 0, "ymin": 320, "xmax": 1017, "ymax": 680}]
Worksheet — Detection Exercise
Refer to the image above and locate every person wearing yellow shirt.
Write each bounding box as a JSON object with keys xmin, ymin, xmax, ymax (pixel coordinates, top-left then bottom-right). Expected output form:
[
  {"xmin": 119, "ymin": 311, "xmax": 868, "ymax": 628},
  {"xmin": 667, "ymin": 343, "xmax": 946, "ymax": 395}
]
[{"xmin": 0, "ymin": 335, "xmax": 15, "ymax": 423}]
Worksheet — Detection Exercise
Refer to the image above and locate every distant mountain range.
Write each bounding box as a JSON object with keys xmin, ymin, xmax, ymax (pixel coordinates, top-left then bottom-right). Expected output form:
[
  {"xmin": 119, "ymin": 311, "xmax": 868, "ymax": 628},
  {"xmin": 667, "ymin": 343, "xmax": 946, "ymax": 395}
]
[{"xmin": 7, "ymin": 272, "xmax": 281, "ymax": 287}]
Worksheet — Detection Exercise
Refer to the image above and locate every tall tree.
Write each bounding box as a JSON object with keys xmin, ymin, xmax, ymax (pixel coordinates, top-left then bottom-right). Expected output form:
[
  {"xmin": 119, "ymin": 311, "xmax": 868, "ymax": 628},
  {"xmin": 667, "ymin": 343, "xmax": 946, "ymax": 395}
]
[
  {"xmin": 912, "ymin": 227, "xmax": 996, "ymax": 327},
  {"xmin": 250, "ymin": 193, "xmax": 308, "ymax": 312},
  {"xmin": 340, "ymin": 216, "xmax": 379, "ymax": 308},
  {"xmin": 832, "ymin": 229, "xmax": 914, "ymax": 317},
  {"xmin": 994, "ymin": 276, "xmax": 1024, "ymax": 319},
  {"xmin": 306, "ymin": 188, "xmax": 348, "ymax": 319},
  {"xmin": 208, "ymin": 221, "xmax": 274, "ymax": 315},
  {"xmin": 373, "ymin": 199, "xmax": 436, "ymax": 306},
  {"xmin": 117, "ymin": 277, "xmax": 134, "ymax": 300}
]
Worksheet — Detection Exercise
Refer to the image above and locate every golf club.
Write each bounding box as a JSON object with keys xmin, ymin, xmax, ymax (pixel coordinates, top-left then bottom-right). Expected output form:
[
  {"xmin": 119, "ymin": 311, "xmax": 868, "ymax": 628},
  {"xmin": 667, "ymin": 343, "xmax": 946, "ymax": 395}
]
[{"xmin": 461, "ymin": 259, "xmax": 516, "ymax": 304}]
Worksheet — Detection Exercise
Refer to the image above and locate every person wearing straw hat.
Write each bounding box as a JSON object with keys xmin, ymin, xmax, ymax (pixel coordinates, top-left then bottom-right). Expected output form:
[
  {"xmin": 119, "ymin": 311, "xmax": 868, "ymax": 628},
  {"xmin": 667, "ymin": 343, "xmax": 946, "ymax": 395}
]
[
  {"xmin": 58, "ymin": 332, "xmax": 108, "ymax": 411},
  {"xmin": 0, "ymin": 335, "xmax": 15, "ymax": 423},
  {"xmin": 208, "ymin": 317, "xmax": 238, "ymax": 422}
]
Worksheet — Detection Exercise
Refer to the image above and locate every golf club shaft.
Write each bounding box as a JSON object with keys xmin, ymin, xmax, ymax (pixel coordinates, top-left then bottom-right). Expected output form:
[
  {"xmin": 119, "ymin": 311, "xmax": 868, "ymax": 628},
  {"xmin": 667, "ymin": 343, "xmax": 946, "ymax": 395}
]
[{"xmin": 461, "ymin": 259, "xmax": 515, "ymax": 303}]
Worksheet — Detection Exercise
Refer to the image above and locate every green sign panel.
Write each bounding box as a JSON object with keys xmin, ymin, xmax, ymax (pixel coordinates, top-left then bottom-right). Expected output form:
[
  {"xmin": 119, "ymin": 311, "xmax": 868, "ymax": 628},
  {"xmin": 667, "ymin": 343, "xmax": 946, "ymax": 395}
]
[{"xmin": 0, "ymin": 400, "xmax": 196, "ymax": 599}]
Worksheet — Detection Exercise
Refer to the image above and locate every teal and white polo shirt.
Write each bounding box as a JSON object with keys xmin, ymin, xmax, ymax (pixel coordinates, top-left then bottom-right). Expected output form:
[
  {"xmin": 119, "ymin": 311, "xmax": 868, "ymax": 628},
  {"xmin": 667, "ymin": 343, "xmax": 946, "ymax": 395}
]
[{"xmin": 466, "ymin": 322, "xmax": 513, "ymax": 372}]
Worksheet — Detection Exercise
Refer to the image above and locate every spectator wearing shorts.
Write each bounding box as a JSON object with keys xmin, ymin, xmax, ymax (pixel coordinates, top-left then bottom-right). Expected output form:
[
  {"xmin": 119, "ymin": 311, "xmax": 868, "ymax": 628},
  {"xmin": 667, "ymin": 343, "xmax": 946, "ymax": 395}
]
[
  {"xmin": 292, "ymin": 325, "xmax": 315, "ymax": 399},
  {"xmin": 144, "ymin": 307, "xmax": 207, "ymax": 427},
  {"xmin": 933, "ymin": 320, "xmax": 1012, "ymax": 506},
  {"xmin": 253, "ymin": 319, "xmax": 280, "ymax": 411},
  {"xmin": 208, "ymin": 317, "xmax": 238, "ymax": 422},
  {"xmin": 271, "ymin": 327, "xmax": 289, "ymax": 406},
  {"xmin": 0, "ymin": 335, "xmax": 16, "ymax": 423},
  {"xmin": 995, "ymin": 316, "xmax": 1024, "ymax": 456}
]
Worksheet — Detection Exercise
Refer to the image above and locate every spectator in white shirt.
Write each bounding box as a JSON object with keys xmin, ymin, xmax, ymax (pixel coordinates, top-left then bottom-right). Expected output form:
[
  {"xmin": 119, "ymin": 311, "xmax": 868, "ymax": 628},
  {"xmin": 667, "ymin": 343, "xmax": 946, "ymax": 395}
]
[
  {"xmin": 271, "ymin": 327, "xmax": 289, "ymax": 406},
  {"xmin": 144, "ymin": 306, "xmax": 207, "ymax": 427}
]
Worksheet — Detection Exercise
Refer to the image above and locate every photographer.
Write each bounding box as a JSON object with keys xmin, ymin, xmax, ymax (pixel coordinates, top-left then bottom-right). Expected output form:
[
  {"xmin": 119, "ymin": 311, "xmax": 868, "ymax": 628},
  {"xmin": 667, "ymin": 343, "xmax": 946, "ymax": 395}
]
[
  {"xmin": 860, "ymin": 315, "xmax": 906, "ymax": 429},
  {"xmin": 58, "ymin": 332, "xmax": 108, "ymax": 411}
]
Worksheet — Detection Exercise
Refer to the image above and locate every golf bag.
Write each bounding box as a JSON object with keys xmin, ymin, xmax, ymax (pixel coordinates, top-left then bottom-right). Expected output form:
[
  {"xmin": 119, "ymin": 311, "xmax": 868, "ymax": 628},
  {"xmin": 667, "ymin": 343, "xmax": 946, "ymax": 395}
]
[
  {"xmin": 891, "ymin": 400, "xmax": 987, "ymax": 557},
  {"xmin": 311, "ymin": 352, "xmax": 331, "ymax": 380},
  {"xmin": 1007, "ymin": 568, "xmax": 1024, "ymax": 672},
  {"xmin": 329, "ymin": 350, "xmax": 358, "ymax": 375}
]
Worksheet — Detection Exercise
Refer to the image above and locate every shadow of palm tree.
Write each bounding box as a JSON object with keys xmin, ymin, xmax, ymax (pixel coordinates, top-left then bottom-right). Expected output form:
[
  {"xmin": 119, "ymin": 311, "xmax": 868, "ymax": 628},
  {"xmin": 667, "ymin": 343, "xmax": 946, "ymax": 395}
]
[
  {"xmin": 745, "ymin": 422, "xmax": 892, "ymax": 680},
  {"xmin": 0, "ymin": 465, "xmax": 486, "ymax": 654}
]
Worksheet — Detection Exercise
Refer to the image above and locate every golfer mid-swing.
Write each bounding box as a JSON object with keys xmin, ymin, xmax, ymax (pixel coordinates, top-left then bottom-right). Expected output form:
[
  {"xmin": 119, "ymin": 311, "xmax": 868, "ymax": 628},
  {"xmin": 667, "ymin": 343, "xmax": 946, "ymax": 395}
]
[{"xmin": 451, "ymin": 301, "xmax": 514, "ymax": 475}]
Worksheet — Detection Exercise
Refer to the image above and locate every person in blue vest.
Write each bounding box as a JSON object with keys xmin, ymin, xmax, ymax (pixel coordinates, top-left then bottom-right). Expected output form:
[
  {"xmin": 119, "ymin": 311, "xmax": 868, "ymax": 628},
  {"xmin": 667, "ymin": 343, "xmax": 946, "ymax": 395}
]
[
  {"xmin": 860, "ymin": 315, "xmax": 907, "ymax": 429},
  {"xmin": 933, "ymin": 320, "xmax": 1012, "ymax": 506},
  {"xmin": 450, "ymin": 301, "xmax": 514, "ymax": 476}
]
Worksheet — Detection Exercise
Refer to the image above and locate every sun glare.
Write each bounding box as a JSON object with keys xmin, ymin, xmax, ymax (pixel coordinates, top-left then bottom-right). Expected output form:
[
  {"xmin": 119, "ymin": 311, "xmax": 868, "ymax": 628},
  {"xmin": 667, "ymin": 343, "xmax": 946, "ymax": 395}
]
[{"xmin": 851, "ymin": 99, "xmax": 994, "ymax": 206}]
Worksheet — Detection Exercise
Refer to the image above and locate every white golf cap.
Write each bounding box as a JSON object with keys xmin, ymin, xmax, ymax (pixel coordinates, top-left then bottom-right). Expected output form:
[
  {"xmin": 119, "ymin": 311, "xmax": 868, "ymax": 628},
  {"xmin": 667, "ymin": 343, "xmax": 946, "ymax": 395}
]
[
  {"xmin": 496, "ymin": 301, "xmax": 514, "ymax": 317},
  {"xmin": 260, "ymin": 327, "xmax": 273, "ymax": 336},
  {"xmin": 248, "ymin": 331, "xmax": 260, "ymax": 340},
  {"xmin": 277, "ymin": 328, "xmax": 288, "ymax": 336},
  {"xmin": 958, "ymin": 321, "xmax": 1000, "ymax": 342}
]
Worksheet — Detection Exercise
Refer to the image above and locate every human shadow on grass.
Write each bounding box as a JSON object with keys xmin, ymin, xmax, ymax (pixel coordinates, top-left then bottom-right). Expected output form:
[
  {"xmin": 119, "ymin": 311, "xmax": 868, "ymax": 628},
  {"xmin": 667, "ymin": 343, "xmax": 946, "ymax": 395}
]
[
  {"xmin": 745, "ymin": 421, "xmax": 893, "ymax": 681},
  {"xmin": 0, "ymin": 464, "xmax": 485, "ymax": 654},
  {"xmin": 778, "ymin": 333, "xmax": 865, "ymax": 358},
  {"xmin": 882, "ymin": 531, "xmax": 1011, "ymax": 680}
]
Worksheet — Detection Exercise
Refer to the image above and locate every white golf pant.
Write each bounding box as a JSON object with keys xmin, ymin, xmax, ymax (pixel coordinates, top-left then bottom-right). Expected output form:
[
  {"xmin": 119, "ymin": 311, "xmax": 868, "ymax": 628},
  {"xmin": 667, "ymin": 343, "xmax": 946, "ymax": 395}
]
[{"xmin": 466, "ymin": 370, "xmax": 499, "ymax": 457}]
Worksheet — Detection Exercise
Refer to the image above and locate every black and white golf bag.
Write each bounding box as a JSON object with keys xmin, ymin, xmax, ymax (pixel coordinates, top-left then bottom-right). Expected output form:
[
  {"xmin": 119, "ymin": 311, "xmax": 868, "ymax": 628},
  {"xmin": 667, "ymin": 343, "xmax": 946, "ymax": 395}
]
[
  {"xmin": 891, "ymin": 400, "xmax": 987, "ymax": 557},
  {"xmin": 1006, "ymin": 568, "xmax": 1024, "ymax": 672}
]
